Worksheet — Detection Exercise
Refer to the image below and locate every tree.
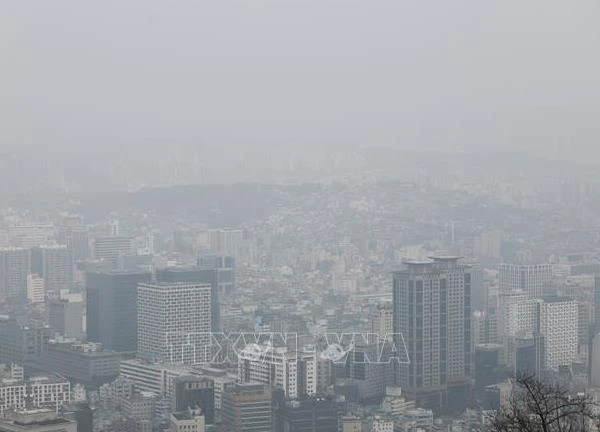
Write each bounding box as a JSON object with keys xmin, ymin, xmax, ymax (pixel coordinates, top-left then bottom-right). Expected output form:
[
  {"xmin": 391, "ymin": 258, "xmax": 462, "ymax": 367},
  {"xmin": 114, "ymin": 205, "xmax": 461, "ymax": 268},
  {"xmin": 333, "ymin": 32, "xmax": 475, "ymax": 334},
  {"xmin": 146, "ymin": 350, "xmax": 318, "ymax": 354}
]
[{"xmin": 488, "ymin": 374, "xmax": 600, "ymax": 432}]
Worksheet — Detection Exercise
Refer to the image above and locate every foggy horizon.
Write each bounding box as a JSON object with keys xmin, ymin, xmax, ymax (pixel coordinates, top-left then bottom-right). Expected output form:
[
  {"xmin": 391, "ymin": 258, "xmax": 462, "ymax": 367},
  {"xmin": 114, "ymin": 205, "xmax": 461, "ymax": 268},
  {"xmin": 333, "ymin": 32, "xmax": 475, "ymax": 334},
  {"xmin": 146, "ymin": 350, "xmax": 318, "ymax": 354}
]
[{"xmin": 3, "ymin": 1, "xmax": 600, "ymax": 167}]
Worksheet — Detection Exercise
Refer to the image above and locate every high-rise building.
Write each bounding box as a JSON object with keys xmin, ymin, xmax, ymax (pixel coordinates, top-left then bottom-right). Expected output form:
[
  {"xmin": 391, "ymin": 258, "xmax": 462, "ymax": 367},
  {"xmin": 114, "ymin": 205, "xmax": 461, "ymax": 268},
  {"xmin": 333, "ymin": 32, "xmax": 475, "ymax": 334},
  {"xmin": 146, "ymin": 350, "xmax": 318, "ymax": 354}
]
[
  {"xmin": 58, "ymin": 215, "xmax": 89, "ymax": 265},
  {"xmin": 156, "ymin": 261, "xmax": 234, "ymax": 333},
  {"xmin": 468, "ymin": 262, "xmax": 486, "ymax": 311},
  {"xmin": 221, "ymin": 383, "xmax": 272, "ymax": 432},
  {"xmin": 392, "ymin": 257, "xmax": 472, "ymax": 413},
  {"xmin": 85, "ymin": 269, "xmax": 151, "ymax": 353},
  {"xmin": 539, "ymin": 297, "xmax": 578, "ymax": 370},
  {"xmin": 93, "ymin": 236, "xmax": 135, "ymax": 268},
  {"xmin": 474, "ymin": 344, "xmax": 502, "ymax": 391},
  {"xmin": 369, "ymin": 302, "xmax": 393, "ymax": 341},
  {"xmin": 498, "ymin": 293, "xmax": 539, "ymax": 338},
  {"xmin": 499, "ymin": 293, "xmax": 577, "ymax": 373},
  {"xmin": 31, "ymin": 245, "xmax": 72, "ymax": 294},
  {"xmin": 198, "ymin": 255, "xmax": 235, "ymax": 296},
  {"xmin": 26, "ymin": 274, "xmax": 45, "ymax": 304},
  {"xmin": 0, "ymin": 248, "xmax": 30, "ymax": 300},
  {"xmin": 498, "ymin": 264, "xmax": 552, "ymax": 298},
  {"xmin": 514, "ymin": 334, "xmax": 544, "ymax": 380},
  {"xmin": 473, "ymin": 310, "xmax": 498, "ymax": 345},
  {"xmin": 0, "ymin": 318, "xmax": 51, "ymax": 365},
  {"xmin": 137, "ymin": 282, "xmax": 211, "ymax": 364},
  {"xmin": 171, "ymin": 376, "xmax": 214, "ymax": 424},
  {"xmin": 9, "ymin": 224, "xmax": 54, "ymax": 249},
  {"xmin": 48, "ymin": 299, "xmax": 84, "ymax": 340},
  {"xmin": 334, "ymin": 341, "xmax": 392, "ymax": 404}
]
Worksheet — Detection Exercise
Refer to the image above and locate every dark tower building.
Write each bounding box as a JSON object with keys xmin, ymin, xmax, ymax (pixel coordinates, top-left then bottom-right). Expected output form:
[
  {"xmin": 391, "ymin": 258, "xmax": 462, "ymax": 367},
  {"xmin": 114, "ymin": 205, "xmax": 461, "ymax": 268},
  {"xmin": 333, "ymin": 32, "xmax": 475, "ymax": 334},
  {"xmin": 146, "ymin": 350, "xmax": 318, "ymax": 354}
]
[
  {"xmin": 515, "ymin": 335, "xmax": 544, "ymax": 379},
  {"xmin": 171, "ymin": 376, "xmax": 215, "ymax": 424},
  {"xmin": 62, "ymin": 402, "xmax": 94, "ymax": 432},
  {"xmin": 273, "ymin": 389, "xmax": 340, "ymax": 432},
  {"xmin": 392, "ymin": 257, "xmax": 472, "ymax": 414},
  {"xmin": 85, "ymin": 269, "xmax": 151, "ymax": 353},
  {"xmin": 334, "ymin": 340, "xmax": 392, "ymax": 404},
  {"xmin": 474, "ymin": 344, "xmax": 502, "ymax": 391}
]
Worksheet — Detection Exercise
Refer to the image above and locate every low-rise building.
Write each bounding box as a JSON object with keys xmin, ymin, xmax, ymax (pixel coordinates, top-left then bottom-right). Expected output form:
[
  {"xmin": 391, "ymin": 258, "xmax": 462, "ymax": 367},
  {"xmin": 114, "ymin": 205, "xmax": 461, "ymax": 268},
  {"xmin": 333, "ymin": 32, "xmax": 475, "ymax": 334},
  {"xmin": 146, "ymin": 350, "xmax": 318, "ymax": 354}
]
[
  {"xmin": 0, "ymin": 374, "xmax": 70, "ymax": 416},
  {"xmin": 0, "ymin": 409, "xmax": 77, "ymax": 432},
  {"xmin": 119, "ymin": 358, "xmax": 193, "ymax": 397},
  {"xmin": 27, "ymin": 342, "xmax": 120, "ymax": 389},
  {"xmin": 170, "ymin": 409, "xmax": 205, "ymax": 432}
]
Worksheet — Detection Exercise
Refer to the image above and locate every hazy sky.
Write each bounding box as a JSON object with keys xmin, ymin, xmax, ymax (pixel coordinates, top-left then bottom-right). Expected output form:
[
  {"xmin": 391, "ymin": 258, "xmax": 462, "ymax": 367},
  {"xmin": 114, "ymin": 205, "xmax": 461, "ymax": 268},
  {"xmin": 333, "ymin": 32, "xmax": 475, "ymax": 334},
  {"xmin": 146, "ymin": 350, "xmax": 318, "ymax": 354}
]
[{"xmin": 2, "ymin": 1, "xmax": 600, "ymax": 159}]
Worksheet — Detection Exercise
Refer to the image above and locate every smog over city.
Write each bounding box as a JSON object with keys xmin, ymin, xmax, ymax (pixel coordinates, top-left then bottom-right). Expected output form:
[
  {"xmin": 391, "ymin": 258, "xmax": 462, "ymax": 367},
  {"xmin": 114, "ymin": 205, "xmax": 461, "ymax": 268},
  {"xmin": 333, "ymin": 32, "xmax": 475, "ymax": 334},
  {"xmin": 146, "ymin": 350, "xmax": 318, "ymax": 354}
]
[{"xmin": 1, "ymin": 1, "xmax": 600, "ymax": 431}]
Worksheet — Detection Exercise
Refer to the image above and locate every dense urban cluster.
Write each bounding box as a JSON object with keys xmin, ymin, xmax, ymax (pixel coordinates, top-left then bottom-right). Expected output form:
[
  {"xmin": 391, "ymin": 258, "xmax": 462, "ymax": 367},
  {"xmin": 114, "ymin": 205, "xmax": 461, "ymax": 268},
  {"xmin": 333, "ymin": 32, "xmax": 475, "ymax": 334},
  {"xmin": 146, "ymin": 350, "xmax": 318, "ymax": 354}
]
[{"xmin": 2, "ymin": 165, "xmax": 600, "ymax": 432}]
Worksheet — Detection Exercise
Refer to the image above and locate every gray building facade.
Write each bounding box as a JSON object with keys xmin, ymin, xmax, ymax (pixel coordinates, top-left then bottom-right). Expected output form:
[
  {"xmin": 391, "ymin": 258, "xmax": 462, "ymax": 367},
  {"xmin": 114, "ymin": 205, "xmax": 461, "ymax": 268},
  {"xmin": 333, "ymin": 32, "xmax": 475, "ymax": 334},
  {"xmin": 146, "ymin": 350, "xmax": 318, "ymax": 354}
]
[
  {"xmin": 85, "ymin": 269, "xmax": 151, "ymax": 353},
  {"xmin": 393, "ymin": 257, "xmax": 472, "ymax": 414}
]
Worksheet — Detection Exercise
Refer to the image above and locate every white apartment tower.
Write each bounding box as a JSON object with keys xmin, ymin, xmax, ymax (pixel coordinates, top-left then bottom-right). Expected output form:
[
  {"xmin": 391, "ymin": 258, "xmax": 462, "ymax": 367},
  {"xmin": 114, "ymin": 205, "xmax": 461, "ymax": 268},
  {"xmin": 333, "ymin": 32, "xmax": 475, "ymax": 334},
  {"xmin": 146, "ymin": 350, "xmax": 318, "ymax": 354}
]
[
  {"xmin": 499, "ymin": 294, "xmax": 578, "ymax": 371},
  {"xmin": 539, "ymin": 298, "xmax": 578, "ymax": 370},
  {"xmin": 498, "ymin": 264, "xmax": 552, "ymax": 298},
  {"xmin": 137, "ymin": 282, "xmax": 211, "ymax": 365},
  {"xmin": 498, "ymin": 293, "xmax": 539, "ymax": 338}
]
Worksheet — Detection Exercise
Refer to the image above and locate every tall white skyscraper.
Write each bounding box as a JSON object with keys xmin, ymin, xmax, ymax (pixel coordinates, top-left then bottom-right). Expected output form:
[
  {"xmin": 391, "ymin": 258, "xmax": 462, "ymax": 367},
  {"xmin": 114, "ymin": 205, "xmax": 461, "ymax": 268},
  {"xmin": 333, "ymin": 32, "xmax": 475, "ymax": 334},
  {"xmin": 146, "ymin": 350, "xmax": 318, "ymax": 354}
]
[
  {"xmin": 137, "ymin": 282, "xmax": 211, "ymax": 365},
  {"xmin": 498, "ymin": 293, "xmax": 539, "ymax": 338},
  {"xmin": 499, "ymin": 294, "xmax": 578, "ymax": 371},
  {"xmin": 498, "ymin": 264, "xmax": 552, "ymax": 298},
  {"xmin": 539, "ymin": 298, "xmax": 578, "ymax": 370}
]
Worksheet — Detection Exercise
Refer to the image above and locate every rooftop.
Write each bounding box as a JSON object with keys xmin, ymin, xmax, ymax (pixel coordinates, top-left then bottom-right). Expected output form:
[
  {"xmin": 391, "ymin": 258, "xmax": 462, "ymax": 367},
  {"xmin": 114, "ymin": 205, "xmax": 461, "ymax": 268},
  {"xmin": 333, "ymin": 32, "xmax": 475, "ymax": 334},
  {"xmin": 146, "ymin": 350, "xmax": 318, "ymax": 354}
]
[{"xmin": 172, "ymin": 410, "xmax": 203, "ymax": 421}]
